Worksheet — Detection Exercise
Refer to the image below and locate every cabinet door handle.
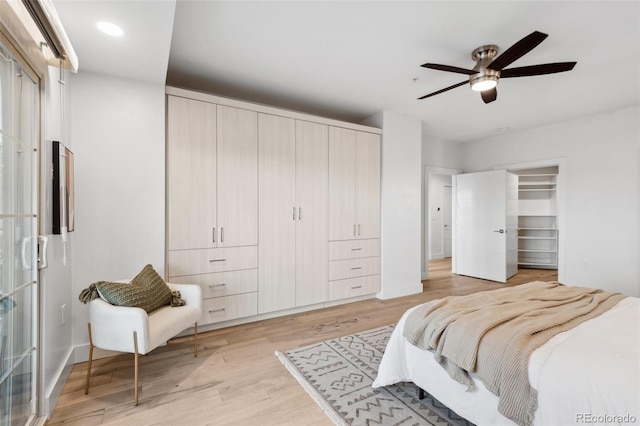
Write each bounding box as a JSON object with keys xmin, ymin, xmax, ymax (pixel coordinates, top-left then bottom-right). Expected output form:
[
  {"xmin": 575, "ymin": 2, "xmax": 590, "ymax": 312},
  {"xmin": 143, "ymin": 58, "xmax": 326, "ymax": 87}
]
[
  {"xmin": 212, "ymin": 227, "xmax": 216, "ymax": 243},
  {"xmin": 351, "ymin": 248, "xmax": 362, "ymax": 251},
  {"xmin": 351, "ymin": 267, "xmax": 362, "ymax": 270},
  {"xmin": 298, "ymin": 207, "xmax": 302, "ymax": 220},
  {"xmin": 293, "ymin": 207, "xmax": 296, "ymax": 220},
  {"xmin": 209, "ymin": 258, "xmax": 226, "ymax": 262},
  {"xmin": 357, "ymin": 224, "xmax": 361, "ymax": 236},
  {"xmin": 208, "ymin": 283, "xmax": 226, "ymax": 288},
  {"xmin": 208, "ymin": 308, "xmax": 225, "ymax": 314},
  {"xmin": 221, "ymin": 227, "xmax": 224, "ymax": 242},
  {"xmin": 350, "ymin": 285, "xmax": 362, "ymax": 290}
]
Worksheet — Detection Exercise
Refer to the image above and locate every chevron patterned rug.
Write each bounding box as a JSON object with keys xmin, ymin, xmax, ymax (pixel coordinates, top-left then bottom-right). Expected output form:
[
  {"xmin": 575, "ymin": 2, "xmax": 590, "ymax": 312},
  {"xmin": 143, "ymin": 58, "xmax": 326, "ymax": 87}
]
[{"xmin": 276, "ymin": 325, "xmax": 475, "ymax": 426}]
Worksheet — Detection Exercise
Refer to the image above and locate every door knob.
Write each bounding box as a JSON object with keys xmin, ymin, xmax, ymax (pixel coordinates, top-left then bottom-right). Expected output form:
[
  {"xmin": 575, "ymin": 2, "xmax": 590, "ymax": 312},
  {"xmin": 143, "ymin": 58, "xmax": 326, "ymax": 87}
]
[{"xmin": 493, "ymin": 229, "xmax": 505, "ymax": 234}]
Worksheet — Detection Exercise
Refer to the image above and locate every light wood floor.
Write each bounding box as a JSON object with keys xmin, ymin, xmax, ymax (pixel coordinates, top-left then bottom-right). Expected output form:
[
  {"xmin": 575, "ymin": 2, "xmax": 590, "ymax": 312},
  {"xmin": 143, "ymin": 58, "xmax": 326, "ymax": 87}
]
[{"xmin": 47, "ymin": 261, "xmax": 557, "ymax": 426}]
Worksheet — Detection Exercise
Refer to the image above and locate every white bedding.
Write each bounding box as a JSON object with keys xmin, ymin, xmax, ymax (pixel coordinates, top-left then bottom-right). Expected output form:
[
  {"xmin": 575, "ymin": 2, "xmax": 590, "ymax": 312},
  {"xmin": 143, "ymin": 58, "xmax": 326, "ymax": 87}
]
[{"xmin": 372, "ymin": 297, "xmax": 640, "ymax": 426}]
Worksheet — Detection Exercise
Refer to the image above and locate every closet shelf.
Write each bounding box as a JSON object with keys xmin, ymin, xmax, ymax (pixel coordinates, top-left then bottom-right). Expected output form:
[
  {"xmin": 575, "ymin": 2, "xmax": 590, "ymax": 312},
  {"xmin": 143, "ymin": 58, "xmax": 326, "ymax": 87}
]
[
  {"xmin": 518, "ymin": 182, "xmax": 556, "ymax": 186},
  {"xmin": 518, "ymin": 188, "xmax": 557, "ymax": 192},
  {"xmin": 518, "ymin": 261, "xmax": 558, "ymax": 267},
  {"xmin": 518, "ymin": 227, "xmax": 557, "ymax": 231},
  {"xmin": 517, "ymin": 236, "xmax": 557, "ymax": 240},
  {"xmin": 518, "ymin": 249, "xmax": 558, "ymax": 253}
]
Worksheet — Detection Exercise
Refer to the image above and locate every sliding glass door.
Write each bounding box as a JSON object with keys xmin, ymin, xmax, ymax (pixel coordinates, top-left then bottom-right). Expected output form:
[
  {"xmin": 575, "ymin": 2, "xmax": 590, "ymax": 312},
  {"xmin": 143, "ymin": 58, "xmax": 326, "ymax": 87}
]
[{"xmin": 0, "ymin": 41, "xmax": 39, "ymax": 426}]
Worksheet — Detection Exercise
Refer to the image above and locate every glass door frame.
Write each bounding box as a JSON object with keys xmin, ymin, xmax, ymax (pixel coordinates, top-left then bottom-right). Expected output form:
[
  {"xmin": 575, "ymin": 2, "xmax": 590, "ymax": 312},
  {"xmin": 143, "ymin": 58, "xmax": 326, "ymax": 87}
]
[{"xmin": 0, "ymin": 29, "xmax": 41, "ymax": 426}]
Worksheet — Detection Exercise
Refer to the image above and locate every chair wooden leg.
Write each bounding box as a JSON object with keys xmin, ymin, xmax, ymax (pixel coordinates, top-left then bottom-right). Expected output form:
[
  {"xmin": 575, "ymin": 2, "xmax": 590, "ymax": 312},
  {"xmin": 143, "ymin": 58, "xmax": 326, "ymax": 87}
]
[
  {"xmin": 193, "ymin": 323, "xmax": 198, "ymax": 357},
  {"xmin": 85, "ymin": 323, "xmax": 94, "ymax": 395},
  {"xmin": 133, "ymin": 331, "xmax": 139, "ymax": 406}
]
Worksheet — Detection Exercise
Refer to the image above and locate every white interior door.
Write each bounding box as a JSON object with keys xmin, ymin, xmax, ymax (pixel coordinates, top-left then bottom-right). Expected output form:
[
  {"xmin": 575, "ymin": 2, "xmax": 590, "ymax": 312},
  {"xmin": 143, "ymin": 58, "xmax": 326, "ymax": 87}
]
[
  {"xmin": 453, "ymin": 170, "xmax": 517, "ymax": 283},
  {"xmin": 443, "ymin": 185, "xmax": 452, "ymax": 257}
]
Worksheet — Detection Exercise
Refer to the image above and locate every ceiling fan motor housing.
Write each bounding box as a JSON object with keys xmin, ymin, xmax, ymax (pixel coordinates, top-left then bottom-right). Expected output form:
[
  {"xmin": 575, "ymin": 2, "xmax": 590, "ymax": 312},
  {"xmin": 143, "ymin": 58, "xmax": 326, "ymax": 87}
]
[{"xmin": 470, "ymin": 44, "xmax": 500, "ymax": 91}]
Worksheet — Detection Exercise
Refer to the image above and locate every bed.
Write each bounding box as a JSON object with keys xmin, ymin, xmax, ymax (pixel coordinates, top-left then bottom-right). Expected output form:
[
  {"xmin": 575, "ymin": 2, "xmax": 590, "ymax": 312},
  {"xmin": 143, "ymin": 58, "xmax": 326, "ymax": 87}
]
[{"xmin": 372, "ymin": 281, "xmax": 640, "ymax": 426}]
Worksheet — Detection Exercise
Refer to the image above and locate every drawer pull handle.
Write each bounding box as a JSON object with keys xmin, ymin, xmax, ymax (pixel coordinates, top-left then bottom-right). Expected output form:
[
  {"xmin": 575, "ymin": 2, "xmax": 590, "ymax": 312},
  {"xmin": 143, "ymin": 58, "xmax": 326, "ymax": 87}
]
[
  {"xmin": 208, "ymin": 308, "xmax": 225, "ymax": 314},
  {"xmin": 208, "ymin": 283, "xmax": 227, "ymax": 288},
  {"xmin": 209, "ymin": 258, "xmax": 226, "ymax": 262},
  {"xmin": 351, "ymin": 285, "xmax": 362, "ymax": 289},
  {"xmin": 351, "ymin": 267, "xmax": 362, "ymax": 270},
  {"xmin": 351, "ymin": 248, "xmax": 362, "ymax": 251}
]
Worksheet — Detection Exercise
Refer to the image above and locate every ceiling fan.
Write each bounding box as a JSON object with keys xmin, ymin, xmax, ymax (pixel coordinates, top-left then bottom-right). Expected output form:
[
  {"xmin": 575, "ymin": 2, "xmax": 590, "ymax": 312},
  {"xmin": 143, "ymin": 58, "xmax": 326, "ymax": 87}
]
[{"xmin": 418, "ymin": 31, "xmax": 577, "ymax": 104}]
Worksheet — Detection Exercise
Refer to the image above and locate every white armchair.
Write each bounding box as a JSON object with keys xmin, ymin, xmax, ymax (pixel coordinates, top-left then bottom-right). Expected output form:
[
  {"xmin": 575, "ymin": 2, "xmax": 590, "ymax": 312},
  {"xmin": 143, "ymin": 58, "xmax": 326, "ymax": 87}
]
[{"xmin": 84, "ymin": 282, "xmax": 202, "ymax": 405}]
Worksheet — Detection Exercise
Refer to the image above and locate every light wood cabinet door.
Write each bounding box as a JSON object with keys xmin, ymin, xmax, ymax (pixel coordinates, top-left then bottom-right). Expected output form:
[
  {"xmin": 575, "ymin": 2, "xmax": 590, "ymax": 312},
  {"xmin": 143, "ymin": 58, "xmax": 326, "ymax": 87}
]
[
  {"xmin": 217, "ymin": 105, "xmax": 258, "ymax": 247},
  {"xmin": 166, "ymin": 96, "xmax": 217, "ymax": 250},
  {"xmin": 355, "ymin": 132, "xmax": 381, "ymax": 239},
  {"xmin": 328, "ymin": 127, "xmax": 356, "ymax": 241},
  {"xmin": 295, "ymin": 120, "xmax": 329, "ymax": 307},
  {"xmin": 258, "ymin": 113, "xmax": 296, "ymax": 313}
]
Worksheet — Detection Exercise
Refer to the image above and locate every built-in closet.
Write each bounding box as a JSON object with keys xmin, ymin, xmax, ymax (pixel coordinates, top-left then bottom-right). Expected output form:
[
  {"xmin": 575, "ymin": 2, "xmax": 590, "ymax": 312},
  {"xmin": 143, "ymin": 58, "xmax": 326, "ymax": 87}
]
[
  {"xmin": 164, "ymin": 87, "xmax": 382, "ymax": 329},
  {"xmin": 513, "ymin": 166, "xmax": 559, "ymax": 269}
]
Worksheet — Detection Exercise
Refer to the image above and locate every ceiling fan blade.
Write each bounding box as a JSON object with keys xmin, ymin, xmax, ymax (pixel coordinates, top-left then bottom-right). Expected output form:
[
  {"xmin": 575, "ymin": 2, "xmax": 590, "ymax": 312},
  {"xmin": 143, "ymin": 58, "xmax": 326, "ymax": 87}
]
[
  {"xmin": 421, "ymin": 63, "xmax": 476, "ymax": 75},
  {"xmin": 418, "ymin": 80, "xmax": 468, "ymax": 100},
  {"xmin": 500, "ymin": 62, "xmax": 577, "ymax": 78},
  {"xmin": 481, "ymin": 88, "xmax": 497, "ymax": 104},
  {"xmin": 488, "ymin": 31, "xmax": 548, "ymax": 71}
]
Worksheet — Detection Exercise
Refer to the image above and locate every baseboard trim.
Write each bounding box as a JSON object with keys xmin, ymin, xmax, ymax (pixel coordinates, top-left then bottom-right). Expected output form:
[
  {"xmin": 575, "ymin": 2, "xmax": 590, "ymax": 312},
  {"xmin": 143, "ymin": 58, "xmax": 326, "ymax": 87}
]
[
  {"xmin": 73, "ymin": 343, "xmax": 129, "ymax": 364},
  {"xmin": 41, "ymin": 347, "xmax": 74, "ymax": 418},
  {"xmin": 377, "ymin": 281, "xmax": 422, "ymax": 300}
]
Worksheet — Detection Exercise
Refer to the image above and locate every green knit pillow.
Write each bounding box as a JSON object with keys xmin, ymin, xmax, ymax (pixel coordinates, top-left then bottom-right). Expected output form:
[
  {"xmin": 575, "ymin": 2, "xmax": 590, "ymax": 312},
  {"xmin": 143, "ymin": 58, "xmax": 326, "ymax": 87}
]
[{"xmin": 96, "ymin": 264, "xmax": 172, "ymax": 313}]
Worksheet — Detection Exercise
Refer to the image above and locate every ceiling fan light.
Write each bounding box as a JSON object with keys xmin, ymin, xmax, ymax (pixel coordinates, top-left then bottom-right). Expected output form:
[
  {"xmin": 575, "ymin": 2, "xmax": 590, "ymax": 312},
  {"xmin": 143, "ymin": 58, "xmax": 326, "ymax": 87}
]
[{"xmin": 470, "ymin": 75, "xmax": 498, "ymax": 92}]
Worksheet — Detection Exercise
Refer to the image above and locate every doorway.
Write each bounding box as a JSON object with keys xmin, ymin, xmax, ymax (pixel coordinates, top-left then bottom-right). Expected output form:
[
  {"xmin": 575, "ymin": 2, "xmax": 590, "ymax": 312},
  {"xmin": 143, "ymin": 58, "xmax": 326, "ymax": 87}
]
[
  {"xmin": 429, "ymin": 174, "xmax": 452, "ymax": 260},
  {"xmin": 0, "ymin": 41, "xmax": 40, "ymax": 426},
  {"xmin": 423, "ymin": 167, "xmax": 460, "ymax": 280}
]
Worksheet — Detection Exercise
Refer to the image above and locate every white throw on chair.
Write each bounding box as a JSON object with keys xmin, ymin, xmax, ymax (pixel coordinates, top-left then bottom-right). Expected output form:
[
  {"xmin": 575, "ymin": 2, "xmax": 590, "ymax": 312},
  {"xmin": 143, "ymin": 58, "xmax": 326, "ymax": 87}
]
[{"xmin": 84, "ymin": 282, "xmax": 202, "ymax": 405}]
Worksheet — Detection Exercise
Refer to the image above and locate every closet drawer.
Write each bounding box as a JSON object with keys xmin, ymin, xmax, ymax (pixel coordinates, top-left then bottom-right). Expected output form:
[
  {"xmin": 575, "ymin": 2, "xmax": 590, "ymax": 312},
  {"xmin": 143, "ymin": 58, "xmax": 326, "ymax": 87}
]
[
  {"xmin": 328, "ymin": 275, "xmax": 380, "ymax": 301},
  {"xmin": 329, "ymin": 257, "xmax": 380, "ymax": 281},
  {"xmin": 329, "ymin": 239, "xmax": 380, "ymax": 260},
  {"xmin": 201, "ymin": 292, "xmax": 257, "ymax": 324},
  {"xmin": 167, "ymin": 246, "xmax": 257, "ymax": 277},
  {"xmin": 169, "ymin": 269, "xmax": 257, "ymax": 299}
]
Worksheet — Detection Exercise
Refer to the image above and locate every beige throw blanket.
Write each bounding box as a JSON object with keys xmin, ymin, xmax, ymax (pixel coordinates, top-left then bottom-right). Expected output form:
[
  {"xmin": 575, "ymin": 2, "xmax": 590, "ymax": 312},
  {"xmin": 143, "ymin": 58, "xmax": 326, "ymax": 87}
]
[{"xmin": 403, "ymin": 281, "xmax": 625, "ymax": 426}]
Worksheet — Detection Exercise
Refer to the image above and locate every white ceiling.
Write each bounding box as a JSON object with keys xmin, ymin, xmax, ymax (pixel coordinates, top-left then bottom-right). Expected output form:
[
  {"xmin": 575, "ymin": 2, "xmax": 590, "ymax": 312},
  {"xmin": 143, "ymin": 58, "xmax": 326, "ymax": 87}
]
[{"xmin": 54, "ymin": 1, "xmax": 640, "ymax": 143}]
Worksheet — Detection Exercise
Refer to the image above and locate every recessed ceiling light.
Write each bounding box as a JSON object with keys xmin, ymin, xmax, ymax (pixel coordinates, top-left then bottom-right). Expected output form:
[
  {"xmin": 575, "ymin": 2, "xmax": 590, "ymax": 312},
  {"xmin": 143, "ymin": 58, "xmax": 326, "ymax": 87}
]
[
  {"xmin": 97, "ymin": 21, "xmax": 124, "ymax": 37},
  {"xmin": 497, "ymin": 126, "xmax": 510, "ymax": 132}
]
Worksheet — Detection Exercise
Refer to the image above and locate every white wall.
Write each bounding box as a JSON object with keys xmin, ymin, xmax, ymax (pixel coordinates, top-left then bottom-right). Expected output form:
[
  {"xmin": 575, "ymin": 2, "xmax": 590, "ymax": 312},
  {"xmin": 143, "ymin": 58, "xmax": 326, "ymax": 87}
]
[
  {"xmin": 69, "ymin": 72, "xmax": 166, "ymax": 357},
  {"xmin": 363, "ymin": 111, "xmax": 423, "ymax": 299},
  {"xmin": 39, "ymin": 65, "xmax": 74, "ymax": 416},
  {"xmin": 422, "ymin": 133, "xmax": 463, "ymax": 172},
  {"xmin": 462, "ymin": 106, "xmax": 639, "ymax": 297}
]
